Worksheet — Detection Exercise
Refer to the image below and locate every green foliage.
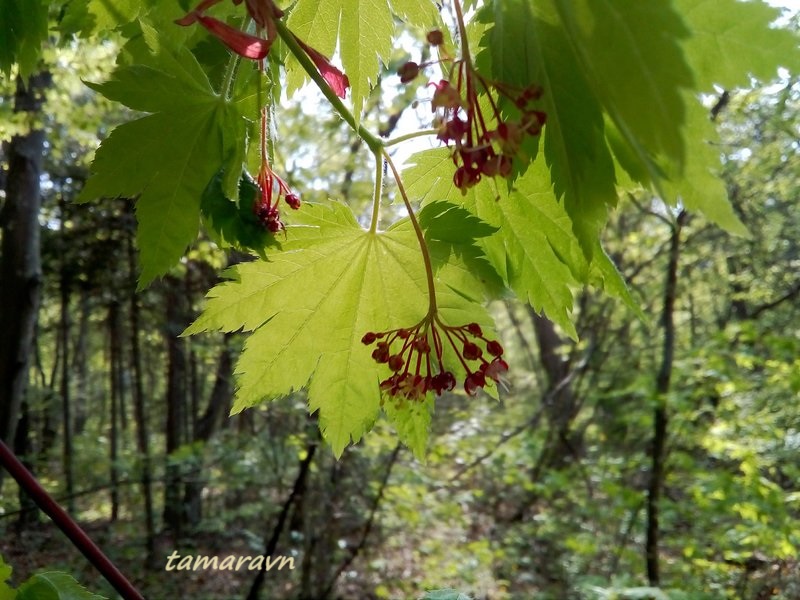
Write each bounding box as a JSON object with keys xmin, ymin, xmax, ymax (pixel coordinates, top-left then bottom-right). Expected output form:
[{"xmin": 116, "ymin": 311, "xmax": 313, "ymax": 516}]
[
  {"xmin": 0, "ymin": 0, "xmax": 48, "ymax": 77},
  {"xmin": 0, "ymin": 555, "xmax": 105, "ymax": 600},
  {"xmin": 6, "ymin": 0, "xmax": 797, "ymax": 456},
  {"xmin": 0, "ymin": 556, "xmax": 13, "ymax": 600},
  {"xmin": 78, "ymin": 22, "xmax": 253, "ymax": 286},
  {"xmin": 16, "ymin": 573, "xmax": 106, "ymax": 600},
  {"xmin": 200, "ymin": 172, "xmax": 279, "ymax": 256},
  {"xmin": 186, "ymin": 201, "xmax": 494, "ymax": 456}
]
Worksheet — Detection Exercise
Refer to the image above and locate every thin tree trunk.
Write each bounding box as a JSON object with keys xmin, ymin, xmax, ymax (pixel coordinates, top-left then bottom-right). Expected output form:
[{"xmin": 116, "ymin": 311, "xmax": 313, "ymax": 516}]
[
  {"xmin": 246, "ymin": 433, "xmax": 319, "ymax": 600},
  {"xmin": 127, "ymin": 233, "xmax": 156, "ymax": 566},
  {"xmin": 108, "ymin": 301, "xmax": 123, "ymax": 522},
  {"xmin": 0, "ymin": 73, "xmax": 49, "ymax": 491},
  {"xmin": 73, "ymin": 284, "xmax": 91, "ymax": 435},
  {"xmin": 14, "ymin": 401, "xmax": 39, "ymax": 530},
  {"xmin": 184, "ymin": 337, "xmax": 233, "ymax": 528},
  {"xmin": 645, "ymin": 210, "xmax": 686, "ymax": 586},
  {"xmin": 59, "ymin": 215, "xmax": 75, "ymax": 514},
  {"xmin": 163, "ymin": 276, "xmax": 188, "ymax": 537}
]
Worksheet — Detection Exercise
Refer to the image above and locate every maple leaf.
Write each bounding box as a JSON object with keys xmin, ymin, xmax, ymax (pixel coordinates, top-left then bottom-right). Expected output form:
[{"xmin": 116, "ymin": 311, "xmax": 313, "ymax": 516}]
[
  {"xmin": 78, "ymin": 23, "xmax": 252, "ymax": 286},
  {"xmin": 403, "ymin": 148, "xmax": 640, "ymax": 337},
  {"xmin": 185, "ymin": 202, "xmax": 493, "ymax": 457},
  {"xmin": 675, "ymin": 0, "xmax": 800, "ymax": 90},
  {"xmin": 286, "ymin": 0, "xmax": 394, "ymax": 123},
  {"xmin": 477, "ymin": 0, "xmax": 617, "ymax": 259},
  {"xmin": 0, "ymin": 0, "xmax": 47, "ymax": 77}
]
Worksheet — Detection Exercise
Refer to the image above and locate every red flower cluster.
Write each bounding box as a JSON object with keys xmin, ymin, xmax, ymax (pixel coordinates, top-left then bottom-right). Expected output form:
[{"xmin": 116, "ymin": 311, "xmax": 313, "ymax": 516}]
[
  {"xmin": 362, "ymin": 317, "xmax": 508, "ymax": 401},
  {"xmin": 398, "ymin": 30, "xmax": 546, "ymax": 191},
  {"xmin": 253, "ymin": 109, "xmax": 300, "ymax": 233}
]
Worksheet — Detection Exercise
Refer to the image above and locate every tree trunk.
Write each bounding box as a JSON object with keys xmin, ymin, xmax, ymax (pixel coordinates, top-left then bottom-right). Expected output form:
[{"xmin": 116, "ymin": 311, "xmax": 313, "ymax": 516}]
[
  {"xmin": 14, "ymin": 400, "xmax": 39, "ymax": 530},
  {"xmin": 59, "ymin": 225, "xmax": 75, "ymax": 514},
  {"xmin": 108, "ymin": 301, "xmax": 123, "ymax": 522},
  {"xmin": 0, "ymin": 73, "xmax": 49, "ymax": 491},
  {"xmin": 184, "ymin": 337, "xmax": 233, "ymax": 528},
  {"xmin": 645, "ymin": 210, "xmax": 686, "ymax": 586},
  {"xmin": 162, "ymin": 276, "xmax": 189, "ymax": 537},
  {"xmin": 127, "ymin": 232, "xmax": 157, "ymax": 566},
  {"xmin": 73, "ymin": 284, "xmax": 91, "ymax": 435}
]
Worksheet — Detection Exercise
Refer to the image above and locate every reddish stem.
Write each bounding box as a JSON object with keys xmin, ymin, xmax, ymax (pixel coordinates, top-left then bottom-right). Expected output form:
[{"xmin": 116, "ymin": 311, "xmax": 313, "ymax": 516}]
[{"xmin": 0, "ymin": 440, "xmax": 146, "ymax": 600}]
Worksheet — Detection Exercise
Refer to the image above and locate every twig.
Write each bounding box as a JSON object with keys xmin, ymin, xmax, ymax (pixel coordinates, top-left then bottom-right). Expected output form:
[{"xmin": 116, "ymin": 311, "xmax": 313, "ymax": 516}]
[{"xmin": 0, "ymin": 440, "xmax": 145, "ymax": 600}]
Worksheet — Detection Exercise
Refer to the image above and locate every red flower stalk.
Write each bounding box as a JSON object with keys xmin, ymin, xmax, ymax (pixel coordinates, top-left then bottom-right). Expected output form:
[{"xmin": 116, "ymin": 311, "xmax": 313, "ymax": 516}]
[
  {"xmin": 399, "ymin": 27, "xmax": 546, "ymax": 191},
  {"xmin": 252, "ymin": 107, "xmax": 300, "ymax": 233},
  {"xmin": 176, "ymin": 0, "xmax": 350, "ymax": 98},
  {"xmin": 362, "ymin": 316, "xmax": 508, "ymax": 402}
]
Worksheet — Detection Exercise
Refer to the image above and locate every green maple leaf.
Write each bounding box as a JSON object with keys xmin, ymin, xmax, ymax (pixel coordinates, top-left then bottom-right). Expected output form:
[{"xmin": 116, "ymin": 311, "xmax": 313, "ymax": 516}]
[
  {"xmin": 0, "ymin": 554, "xmax": 14, "ymax": 600},
  {"xmin": 662, "ymin": 95, "xmax": 747, "ymax": 235},
  {"xmin": 286, "ymin": 0, "xmax": 394, "ymax": 124},
  {"xmin": 388, "ymin": 0, "xmax": 442, "ymax": 28},
  {"xmin": 552, "ymin": 0, "xmax": 694, "ymax": 170},
  {"xmin": 16, "ymin": 572, "xmax": 106, "ymax": 600},
  {"xmin": 78, "ymin": 23, "xmax": 252, "ymax": 287},
  {"xmin": 186, "ymin": 202, "xmax": 494, "ymax": 457},
  {"xmin": 675, "ymin": 0, "xmax": 800, "ymax": 90},
  {"xmin": 0, "ymin": 0, "xmax": 48, "ymax": 77},
  {"xmin": 403, "ymin": 149, "xmax": 640, "ymax": 336},
  {"xmin": 478, "ymin": 0, "xmax": 617, "ymax": 258}
]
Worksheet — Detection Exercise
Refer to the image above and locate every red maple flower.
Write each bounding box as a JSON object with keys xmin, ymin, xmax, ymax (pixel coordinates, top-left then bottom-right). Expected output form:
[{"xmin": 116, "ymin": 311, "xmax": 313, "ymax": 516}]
[
  {"xmin": 362, "ymin": 316, "xmax": 508, "ymax": 402},
  {"xmin": 252, "ymin": 108, "xmax": 300, "ymax": 233},
  {"xmin": 399, "ymin": 30, "xmax": 546, "ymax": 191}
]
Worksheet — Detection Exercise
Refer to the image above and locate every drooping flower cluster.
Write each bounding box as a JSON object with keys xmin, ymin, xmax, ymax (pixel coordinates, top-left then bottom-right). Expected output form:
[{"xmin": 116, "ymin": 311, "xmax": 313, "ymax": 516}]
[
  {"xmin": 362, "ymin": 316, "xmax": 508, "ymax": 402},
  {"xmin": 253, "ymin": 108, "xmax": 300, "ymax": 233},
  {"xmin": 399, "ymin": 30, "xmax": 546, "ymax": 191}
]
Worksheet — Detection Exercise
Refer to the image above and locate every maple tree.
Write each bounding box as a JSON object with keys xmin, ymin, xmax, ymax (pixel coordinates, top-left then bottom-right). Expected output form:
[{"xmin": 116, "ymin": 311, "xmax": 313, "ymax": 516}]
[{"xmin": 3, "ymin": 0, "xmax": 798, "ymax": 461}]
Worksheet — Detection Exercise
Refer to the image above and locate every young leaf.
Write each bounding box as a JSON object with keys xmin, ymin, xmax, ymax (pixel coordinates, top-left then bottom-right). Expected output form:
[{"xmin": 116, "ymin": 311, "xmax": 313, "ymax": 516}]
[
  {"xmin": 78, "ymin": 25, "xmax": 249, "ymax": 286},
  {"xmin": 478, "ymin": 0, "xmax": 617, "ymax": 258},
  {"xmin": 675, "ymin": 0, "xmax": 800, "ymax": 90},
  {"xmin": 419, "ymin": 201, "xmax": 498, "ymax": 245},
  {"xmin": 661, "ymin": 96, "xmax": 747, "ymax": 235},
  {"xmin": 200, "ymin": 172, "xmax": 280, "ymax": 256},
  {"xmin": 388, "ymin": 0, "xmax": 442, "ymax": 28},
  {"xmin": 0, "ymin": 554, "xmax": 14, "ymax": 600},
  {"xmin": 16, "ymin": 572, "xmax": 106, "ymax": 600},
  {"xmin": 552, "ymin": 0, "xmax": 695, "ymax": 167},
  {"xmin": 0, "ymin": 0, "xmax": 48, "ymax": 77},
  {"xmin": 286, "ymin": 0, "xmax": 393, "ymax": 123},
  {"xmin": 186, "ymin": 202, "xmax": 494, "ymax": 456}
]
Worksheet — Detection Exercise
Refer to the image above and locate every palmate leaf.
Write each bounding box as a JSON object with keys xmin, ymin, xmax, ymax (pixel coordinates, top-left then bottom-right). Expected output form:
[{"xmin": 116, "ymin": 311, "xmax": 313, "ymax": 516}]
[
  {"xmin": 186, "ymin": 202, "xmax": 494, "ymax": 457},
  {"xmin": 287, "ymin": 0, "xmax": 394, "ymax": 124},
  {"xmin": 477, "ymin": 0, "xmax": 617, "ymax": 258},
  {"xmin": 551, "ymin": 0, "xmax": 694, "ymax": 172},
  {"xmin": 78, "ymin": 24, "xmax": 252, "ymax": 286},
  {"xmin": 16, "ymin": 572, "xmax": 106, "ymax": 600},
  {"xmin": 403, "ymin": 148, "xmax": 639, "ymax": 337},
  {"xmin": 0, "ymin": 0, "xmax": 48, "ymax": 77},
  {"xmin": 675, "ymin": 0, "xmax": 800, "ymax": 90}
]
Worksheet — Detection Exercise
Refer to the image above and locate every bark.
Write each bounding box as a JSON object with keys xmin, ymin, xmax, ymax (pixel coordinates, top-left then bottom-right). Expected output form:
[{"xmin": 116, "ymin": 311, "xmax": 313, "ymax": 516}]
[
  {"xmin": 162, "ymin": 275, "xmax": 189, "ymax": 536},
  {"xmin": 0, "ymin": 74, "xmax": 49, "ymax": 490},
  {"xmin": 246, "ymin": 433, "xmax": 319, "ymax": 600},
  {"xmin": 529, "ymin": 309, "xmax": 584, "ymax": 466},
  {"xmin": 645, "ymin": 210, "xmax": 686, "ymax": 586},
  {"xmin": 14, "ymin": 401, "xmax": 39, "ymax": 530},
  {"xmin": 73, "ymin": 284, "xmax": 91, "ymax": 434},
  {"xmin": 59, "ymin": 226, "xmax": 75, "ymax": 513},
  {"xmin": 127, "ymin": 233, "xmax": 156, "ymax": 566},
  {"xmin": 183, "ymin": 338, "xmax": 234, "ymax": 528},
  {"xmin": 108, "ymin": 301, "xmax": 123, "ymax": 521}
]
